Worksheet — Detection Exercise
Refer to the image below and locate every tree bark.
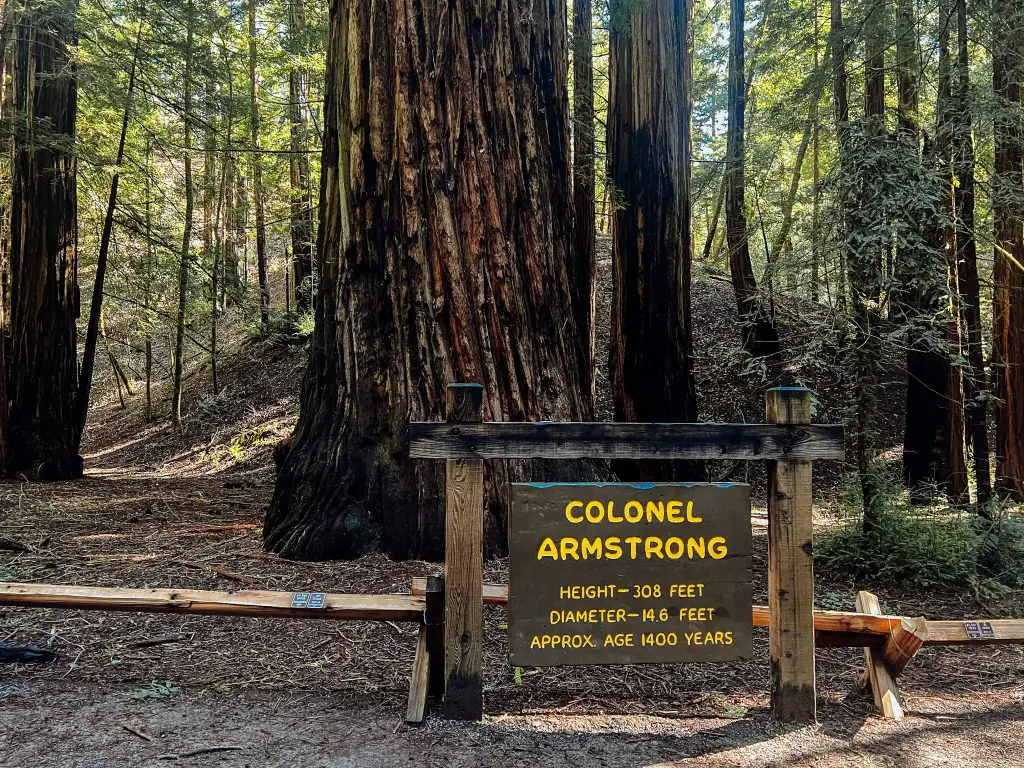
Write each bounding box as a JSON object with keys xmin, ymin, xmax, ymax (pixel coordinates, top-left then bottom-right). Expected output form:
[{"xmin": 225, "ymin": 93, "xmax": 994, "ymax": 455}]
[
  {"xmin": 992, "ymin": 0, "xmax": 1024, "ymax": 499},
  {"xmin": 607, "ymin": 0, "xmax": 700, "ymax": 482},
  {"xmin": 170, "ymin": 0, "xmax": 195, "ymax": 428},
  {"xmin": 571, "ymin": 0, "xmax": 595, "ymax": 392},
  {"xmin": 248, "ymin": 0, "xmax": 269, "ymax": 328},
  {"xmin": 725, "ymin": 0, "xmax": 779, "ymax": 360},
  {"xmin": 287, "ymin": 0, "xmax": 314, "ymax": 314},
  {"xmin": 3, "ymin": 0, "xmax": 82, "ymax": 480},
  {"xmin": 264, "ymin": 0, "xmax": 591, "ymax": 561}
]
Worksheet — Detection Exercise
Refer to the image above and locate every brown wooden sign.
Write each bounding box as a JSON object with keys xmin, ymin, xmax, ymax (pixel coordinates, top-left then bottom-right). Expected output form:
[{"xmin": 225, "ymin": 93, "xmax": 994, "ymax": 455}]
[{"xmin": 508, "ymin": 483, "xmax": 752, "ymax": 666}]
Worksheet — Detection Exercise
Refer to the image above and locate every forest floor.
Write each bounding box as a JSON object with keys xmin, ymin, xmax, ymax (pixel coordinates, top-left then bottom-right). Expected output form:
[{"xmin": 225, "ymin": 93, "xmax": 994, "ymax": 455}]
[{"xmin": 2, "ymin": 259, "xmax": 1023, "ymax": 766}]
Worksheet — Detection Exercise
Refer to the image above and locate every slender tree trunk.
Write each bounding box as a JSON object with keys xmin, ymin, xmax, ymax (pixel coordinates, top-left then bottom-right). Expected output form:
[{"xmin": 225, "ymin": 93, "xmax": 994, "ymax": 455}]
[
  {"xmin": 76, "ymin": 19, "xmax": 142, "ymax": 443},
  {"xmin": 249, "ymin": 0, "xmax": 269, "ymax": 328},
  {"xmin": 571, "ymin": 0, "xmax": 595, "ymax": 391},
  {"xmin": 992, "ymin": 0, "xmax": 1024, "ymax": 499},
  {"xmin": 949, "ymin": 0, "xmax": 992, "ymax": 507},
  {"xmin": 287, "ymin": 0, "xmax": 313, "ymax": 314},
  {"xmin": 3, "ymin": 0, "xmax": 82, "ymax": 480},
  {"xmin": 265, "ymin": 0, "xmax": 591, "ymax": 561},
  {"xmin": 701, "ymin": 171, "xmax": 725, "ymax": 264},
  {"xmin": 171, "ymin": 0, "xmax": 195, "ymax": 427},
  {"xmin": 810, "ymin": 0, "xmax": 820, "ymax": 303},
  {"xmin": 725, "ymin": 0, "xmax": 779, "ymax": 360},
  {"xmin": 607, "ymin": 0, "xmax": 700, "ymax": 482},
  {"xmin": 143, "ymin": 137, "xmax": 153, "ymax": 422}
]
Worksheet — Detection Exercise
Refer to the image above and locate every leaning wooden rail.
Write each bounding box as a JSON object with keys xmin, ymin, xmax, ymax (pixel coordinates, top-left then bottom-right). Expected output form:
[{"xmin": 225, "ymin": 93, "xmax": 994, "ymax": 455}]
[
  {"xmin": 408, "ymin": 421, "xmax": 845, "ymax": 461},
  {"xmin": 0, "ymin": 583, "xmax": 426, "ymax": 622}
]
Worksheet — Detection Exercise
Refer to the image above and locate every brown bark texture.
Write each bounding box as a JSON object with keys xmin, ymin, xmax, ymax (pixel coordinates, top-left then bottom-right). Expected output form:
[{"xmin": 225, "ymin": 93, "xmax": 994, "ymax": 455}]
[
  {"xmin": 607, "ymin": 0, "xmax": 701, "ymax": 481},
  {"xmin": 992, "ymin": 0, "xmax": 1024, "ymax": 499},
  {"xmin": 571, "ymin": 0, "xmax": 595, "ymax": 392},
  {"xmin": 3, "ymin": 0, "xmax": 82, "ymax": 480},
  {"xmin": 264, "ymin": 0, "xmax": 591, "ymax": 561}
]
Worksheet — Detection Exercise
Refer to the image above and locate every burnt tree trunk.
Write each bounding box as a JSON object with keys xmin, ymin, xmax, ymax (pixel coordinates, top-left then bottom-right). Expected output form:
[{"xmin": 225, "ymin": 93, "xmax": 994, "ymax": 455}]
[
  {"xmin": 607, "ymin": 0, "xmax": 700, "ymax": 482},
  {"xmin": 725, "ymin": 0, "xmax": 778, "ymax": 360},
  {"xmin": 571, "ymin": 0, "xmax": 595, "ymax": 391},
  {"xmin": 287, "ymin": 0, "xmax": 314, "ymax": 313},
  {"xmin": 264, "ymin": 0, "xmax": 591, "ymax": 561},
  {"xmin": 992, "ymin": 0, "xmax": 1024, "ymax": 499},
  {"xmin": 3, "ymin": 0, "xmax": 82, "ymax": 480}
]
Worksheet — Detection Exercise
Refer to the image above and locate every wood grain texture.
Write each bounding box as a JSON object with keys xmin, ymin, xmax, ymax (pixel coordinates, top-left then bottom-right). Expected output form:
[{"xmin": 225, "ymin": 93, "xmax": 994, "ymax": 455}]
[
  {"xmin": 0, "ymin": 583, "xmax": 424, "ymax": 621},
  {"xmin": 443, "ymin": 385, "xmax": 485, "ymax": 720},
  {"xmin": 856, "ymin": 591, "xmax": 905, "ymax": 720},
  {"xmin": 424, "ymin": 575, "xmax": 445, "ymax": 699},
  {"xmin": 406, "ymin": 624, "xmax": 431, "ymax": 724},
  {"xmin": 881, "ymin": 617, "xmax": 928, "ymax": 674},
  {"xmin": 766, "ymin": 388, "xmax": 817, "ymax": 724},
  {"xmin": 409, "ymin": 421, "xmax": 844, "ymax": 460},
  {"xmin": 924, "ymin": 619, "xmax": 1024, "ymax": 645}
]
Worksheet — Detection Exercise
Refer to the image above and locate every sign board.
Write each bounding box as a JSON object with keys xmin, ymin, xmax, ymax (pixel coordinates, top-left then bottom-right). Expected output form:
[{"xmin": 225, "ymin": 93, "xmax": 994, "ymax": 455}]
[
  {"xmin": 964, "ymin": 621, "xmax": 996, "ymax": 640},
  {"xmin": 508, "ymin": 483, "xmax": 752, "ymax": 666}
]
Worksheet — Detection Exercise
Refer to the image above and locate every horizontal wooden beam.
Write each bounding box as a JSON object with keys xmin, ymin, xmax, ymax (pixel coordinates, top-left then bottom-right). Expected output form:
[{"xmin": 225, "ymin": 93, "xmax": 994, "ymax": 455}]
[
  {"xmin": 923, "ymin": 619, "xmax": 1024, "ymax": 645},
  {"xmin": 409, "ymin": 579, "xmax": 899, "ymax": 644},
  {"xmin": 0, "ymin": 583, "xmax": 425, "ymax": 622},
  {"xmin": 408, "ymin": 422, "xmax": 845, "ymax": 461}
]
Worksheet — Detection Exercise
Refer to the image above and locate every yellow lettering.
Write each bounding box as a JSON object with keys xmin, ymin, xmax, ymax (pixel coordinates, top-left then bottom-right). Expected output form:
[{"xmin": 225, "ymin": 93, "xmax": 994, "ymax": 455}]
[
  {"xmin": 687, "ymin": 537, "xmax": 706, "ymax": 559},
  {"xmin": 686, "ymin": 500, "xmax": 703, "ymax": 523},
  {"xmin": 606, "ymin": 500, "xmax": 622, "ymax": 523},
  {"xmin": 585, "ymin": 500, "xmax": 604, "ymax": 523},
  {"xmin": 708, "ymin": 536, "xmax": 728, "ymax": 559},
  {"xmin": 565, "ymin": 501, "xmax": 584, "ymax": 523},
  {"xmin": 581, "ymin": 537, "xmax": 602, "ymax": 559},
  {"xmin": 624, "ymin": 501, "xmax": 644, "ymax": 523},
  {"xmin": 645, "ymin": 500, "xmax": 665, "ymax": 523},
  {"xmin": 604, "ymin": 536, "xmax": 622, "ymax": 559},
  {"xmin": 538, "ymin": 538, "xmax": 559, "ymax": 560},
  {"xmin": 665, "ymin": 536, "xmax": 684, "ymax": 559},
  {"xmin": 666, "ymin": 500, "xmax": 684, "ymax": 522},
  {"xmin": 644, "ymin": 536, "xmax": 664, "ymax": 559},
  {"xmin": 625, "ymin": 536, "xmax": 642, "ymax": 558},
  {"xmin": 560, "ymin": 538, "xmax": 580, "ymax": 560}
]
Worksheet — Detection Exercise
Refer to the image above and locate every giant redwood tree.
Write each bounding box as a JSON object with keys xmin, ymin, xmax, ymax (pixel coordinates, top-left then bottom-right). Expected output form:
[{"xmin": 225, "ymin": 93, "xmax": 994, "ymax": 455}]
[
  {"xmin": 608, "ymin": 0, "xmax": 700, "ymax": 480},
  {"xmin": 264, "ymin": 0, "xmax": 591, "ymax": 560},
  {"xmin": 2, "ymin": 0, "xmax": 82, "ymax": 480},
  {"xmin": 992, "ymin": 0, "xmax": 1024, "ymax": 499}
]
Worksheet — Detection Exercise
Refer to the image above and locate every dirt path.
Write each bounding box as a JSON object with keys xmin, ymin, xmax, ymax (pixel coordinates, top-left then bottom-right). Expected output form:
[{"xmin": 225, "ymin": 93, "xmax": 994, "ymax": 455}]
[{"xmin": 2, "ymin": 682, "xmax": 1023, "ymax": 767}]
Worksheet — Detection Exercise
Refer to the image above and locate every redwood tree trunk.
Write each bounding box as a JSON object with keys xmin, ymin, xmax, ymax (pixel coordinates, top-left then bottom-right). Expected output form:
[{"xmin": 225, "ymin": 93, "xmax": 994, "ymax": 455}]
[
  {"xmin": 992, "ymin": 0, "xmax": 1024, "ymax": 499},
  {"xmin": 608, "ymin": 0, "xmax": 700, "ymax": 481},
  {"xmin": 264, "ymin": 0, "xmax": 591, "ymax": 561},
  {"xmin": 725, "ymin": 0, "xmax": 778, "ymax": 359},
  {"xmin": 571, "ymin": 0, "xmax": 595, "ymax": 391},
  {"xmin": 248, "ymin": 0, "xmax": 269, "ymax": 328},
  {"xmin": 3, "ymin": 0, "xmax": 82, "ymax": 480}
]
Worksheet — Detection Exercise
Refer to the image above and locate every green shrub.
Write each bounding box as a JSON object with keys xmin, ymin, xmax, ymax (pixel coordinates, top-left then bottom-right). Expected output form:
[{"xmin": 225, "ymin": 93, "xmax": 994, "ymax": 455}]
[{"xmin": 817, "ymin": 462, "xmax": 1024, "ymax": 592}]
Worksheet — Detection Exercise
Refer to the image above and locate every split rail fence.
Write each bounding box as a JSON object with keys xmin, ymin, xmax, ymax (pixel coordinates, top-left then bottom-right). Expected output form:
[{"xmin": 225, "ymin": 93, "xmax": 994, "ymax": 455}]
[{"xmin": 2, "ymin": 383, "xmax": 1023, "ymax": 725}]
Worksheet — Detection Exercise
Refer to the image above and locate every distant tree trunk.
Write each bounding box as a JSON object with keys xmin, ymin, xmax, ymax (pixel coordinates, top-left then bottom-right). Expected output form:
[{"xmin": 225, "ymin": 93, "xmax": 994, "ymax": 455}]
[
  {"xmin": 701, "ymin": 171, "xmax": 725, "ymax": 264},
  {"xmin": 950, "ymin": 0, "xmax": 991, "ymax": 507},
  {"xmin": 264, "ymin": 0, "xmax": 590, "ymax": 561},
  {"xmin": 900, "ymin": 0, "xmax": 968, "ymax": 503},
  {"xmin": 725, "ymin": 0, "xmax": 779, "ymax": 360},
  {"xmin": 2, "ymin": 0, "xmax": 82, "ymax": 480},
  {"xmin": 171, "ymin": 0, "xmax": 195, "ymax": 428},
  {"xmin": 249, "ymin": 0, "xmax": 269, "ymax": 328},
  {"xmin": 143, "ymin": 137, "xmax": 154, "ymax": 422},
  {"xmin": 76, "ymin": 20, "xmax": 142, "ymax": 443},
  {"xmin": 607, "ymin": 0, "xmax": 700, "ymax": 482},
  {"xmin": 810, "ymin": 0, "xmax": 820, "ymax": 303},
  {"xmin": 222, "ymin": 152, "xmax": 242, "ymax": 304},
  {"xmin": 571, "ymin": 0, "xmax": 595, "ymax": 391},
  {"xmin": 287, "ymin": 0, "xmax": 313, "ymax": 314},
  {"xmin": 992, "ymin": 0, "xmax": 1024, "ymax": 499},
  {"xmin": 830, "ymin": 0, "xmax": 849, "ymax": 317}
]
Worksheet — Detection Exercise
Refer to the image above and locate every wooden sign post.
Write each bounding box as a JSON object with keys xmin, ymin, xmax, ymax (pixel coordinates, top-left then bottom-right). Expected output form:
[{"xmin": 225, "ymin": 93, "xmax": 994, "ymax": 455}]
[
  {"xmin": 766, "ymin": 387, "xmax": 817, "ymax": 724},
  {"xmin": 508, "ymin": 483, "xmax": 752, "ymax": 666}
]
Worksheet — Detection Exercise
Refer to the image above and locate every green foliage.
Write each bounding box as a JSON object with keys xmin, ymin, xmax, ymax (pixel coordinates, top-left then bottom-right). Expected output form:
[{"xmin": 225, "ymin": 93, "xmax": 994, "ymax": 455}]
[
  {"xmin": 128, "ymin": 681, "xmax": 180, "ymax": 700},
  {"xmin": 818, "ymin": 463, "xmax": 1024, "ymax": 592}
]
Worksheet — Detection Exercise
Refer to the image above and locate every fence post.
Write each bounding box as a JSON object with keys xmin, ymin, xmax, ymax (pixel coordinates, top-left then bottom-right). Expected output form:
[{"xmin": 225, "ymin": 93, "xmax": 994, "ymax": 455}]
[
  {"xmin": 443, "ymin": 383, "xmax": 485, "ymax": 720},
  {"xmin": 765, "ymin": 387, "xmax": 817, "ymax": 724}
]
